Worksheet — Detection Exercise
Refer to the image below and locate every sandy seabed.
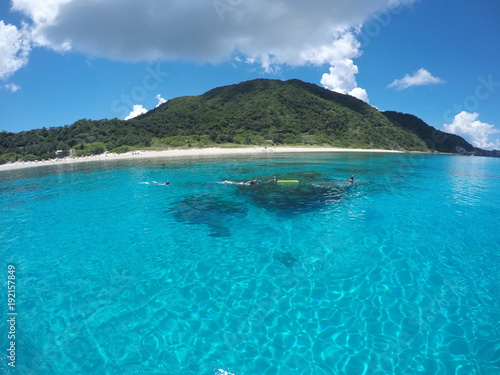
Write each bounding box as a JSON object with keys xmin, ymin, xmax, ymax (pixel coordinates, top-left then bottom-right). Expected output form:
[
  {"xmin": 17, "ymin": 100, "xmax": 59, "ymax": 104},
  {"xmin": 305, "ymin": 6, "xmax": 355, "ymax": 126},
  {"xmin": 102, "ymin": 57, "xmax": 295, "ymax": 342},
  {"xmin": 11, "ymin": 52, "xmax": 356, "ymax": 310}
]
[{"xmin": 0, "ymin": 147, "xmax": 404, "ymax": 172}]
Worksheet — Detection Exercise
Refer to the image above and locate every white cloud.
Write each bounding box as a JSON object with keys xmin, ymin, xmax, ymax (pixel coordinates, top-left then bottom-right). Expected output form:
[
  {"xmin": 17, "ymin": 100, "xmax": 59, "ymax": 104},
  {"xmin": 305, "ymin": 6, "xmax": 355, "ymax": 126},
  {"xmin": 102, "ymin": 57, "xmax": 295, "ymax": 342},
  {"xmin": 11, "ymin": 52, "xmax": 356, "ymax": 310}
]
[
  {"xmin": 318, "ymin": 34, "xmax": 369, "ymax": 103},
  {"xmin": 11, "ymin": 0, "xmax": 72, "ymax": 26},
  {"xmin": 2, "ymin": 83, "xmax": 21, "ymax": 93},
  {"xmin": 316, "ymin": 33, "xmax": 368, "ymax": 102},
  {"xmin": 126, "ymin": 95, "xmax": 165, "ymax": 120},
  {"xmin": 18, "ymin": 0, "xmax": 413, "ymax": 64},
  {"xmin": 0, "ymin": 21, "xmax": 31, "ymax": 80},
  {"xmin": 125, "ymin": 104, "xmax": 148, "ymax": 120},
  {"xmin": 155, "ymin": 94, "xmax": 167, "ymax": 108},
  {"xmin": 349, "ymin": 87, "xmax": 370, "ymax": 103},
  {"xmin": 10, "ymin": 0, "xmax": 73, "ymax": 50},
  {"xmin": 388, "ymin": 68, "xmax": 444, "ymax": 90},
  {"xmin": 8, "ymin": 0, "xmax": 417, "ymax": 91},
  {"xmin": 444, "ymin": 111, "xmax": 500, "ymax": 150}
]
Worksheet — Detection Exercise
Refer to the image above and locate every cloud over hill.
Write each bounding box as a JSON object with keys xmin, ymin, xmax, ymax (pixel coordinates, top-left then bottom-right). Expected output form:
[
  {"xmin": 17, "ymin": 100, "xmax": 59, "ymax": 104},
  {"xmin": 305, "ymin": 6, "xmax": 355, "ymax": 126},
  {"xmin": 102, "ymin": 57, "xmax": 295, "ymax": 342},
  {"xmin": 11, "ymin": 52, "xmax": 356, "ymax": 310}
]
[{"xmin": 4, "ymin": 0, "xmax": 417, "ymax": 102}]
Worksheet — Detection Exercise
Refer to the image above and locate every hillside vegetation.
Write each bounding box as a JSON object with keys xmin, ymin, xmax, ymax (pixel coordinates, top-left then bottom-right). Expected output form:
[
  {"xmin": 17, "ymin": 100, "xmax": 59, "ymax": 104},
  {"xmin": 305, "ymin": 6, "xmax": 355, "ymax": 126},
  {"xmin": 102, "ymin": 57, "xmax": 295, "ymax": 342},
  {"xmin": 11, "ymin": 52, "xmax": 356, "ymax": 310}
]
[
  {"xmin": 132, "ymin": 79, "xmax": 428, "ymax": 150},
  {"xmin": 382, "ymin": 111, "xmax": 474, "ymax": 154},
  {"xmin": 1, "ymin": 78, "xmax": 494, "ymax": 164}
]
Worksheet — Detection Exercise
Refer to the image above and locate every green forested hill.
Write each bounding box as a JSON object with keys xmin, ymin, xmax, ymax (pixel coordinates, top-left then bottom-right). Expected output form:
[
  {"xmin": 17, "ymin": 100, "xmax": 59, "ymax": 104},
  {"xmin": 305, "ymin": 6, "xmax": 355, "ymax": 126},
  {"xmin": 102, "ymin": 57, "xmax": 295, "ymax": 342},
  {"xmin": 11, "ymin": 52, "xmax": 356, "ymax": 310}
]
[
  {"xmin": 381, "ymin": 111, "xmax": 499, "ymax": 157},
  {"xmin": 132, "ymin": 79, "xmax": 427, "ymax": 150},
  {"xmin": 0, "ymin": 78, "xmax": 494, "ymax": 164},
  {"xmin": 381, "ymin": 111, "xmax": 474, "ymax": 153}
]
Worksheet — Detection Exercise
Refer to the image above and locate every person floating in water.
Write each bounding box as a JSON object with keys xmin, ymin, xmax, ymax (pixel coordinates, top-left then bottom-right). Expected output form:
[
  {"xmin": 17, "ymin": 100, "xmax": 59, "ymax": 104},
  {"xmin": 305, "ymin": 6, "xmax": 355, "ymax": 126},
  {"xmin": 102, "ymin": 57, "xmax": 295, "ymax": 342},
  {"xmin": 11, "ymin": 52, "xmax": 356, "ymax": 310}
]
[
  {"xmin": 223, "ymin": 179, "xmax": 258, "ymax": 186},
  {"xmin": 348, "ymin": 176, "xmax": 356, "ymax": 184},
  {"xmin": 155, "ymin": 181, "xmax": 171, "ymax": 185},
  {"xmin": 223, "ymin": 176, "xmax": 278, "ymax": 186}
]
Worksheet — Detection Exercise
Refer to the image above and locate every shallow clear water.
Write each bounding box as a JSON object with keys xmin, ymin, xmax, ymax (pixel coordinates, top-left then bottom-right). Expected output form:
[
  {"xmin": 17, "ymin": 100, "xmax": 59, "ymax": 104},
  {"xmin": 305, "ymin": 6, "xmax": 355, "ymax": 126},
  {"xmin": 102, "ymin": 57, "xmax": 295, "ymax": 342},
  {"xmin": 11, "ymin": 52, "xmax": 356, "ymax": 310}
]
[{"xmin": 1, "ymin": 152, "xmax": 499, "ymax": 375}]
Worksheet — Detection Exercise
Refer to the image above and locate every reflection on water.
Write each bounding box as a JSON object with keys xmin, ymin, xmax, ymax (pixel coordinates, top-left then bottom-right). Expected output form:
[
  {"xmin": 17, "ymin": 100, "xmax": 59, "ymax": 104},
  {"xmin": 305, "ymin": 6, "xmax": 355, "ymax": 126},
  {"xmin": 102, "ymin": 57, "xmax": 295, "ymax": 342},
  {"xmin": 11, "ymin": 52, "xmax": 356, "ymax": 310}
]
[
  {"xmin": 446, "ymin": 156, "xmax": 496, "ymax": 207},
  {"xmin": 449, "ymin": 173, "xmax": 487, "ymax": 206}
]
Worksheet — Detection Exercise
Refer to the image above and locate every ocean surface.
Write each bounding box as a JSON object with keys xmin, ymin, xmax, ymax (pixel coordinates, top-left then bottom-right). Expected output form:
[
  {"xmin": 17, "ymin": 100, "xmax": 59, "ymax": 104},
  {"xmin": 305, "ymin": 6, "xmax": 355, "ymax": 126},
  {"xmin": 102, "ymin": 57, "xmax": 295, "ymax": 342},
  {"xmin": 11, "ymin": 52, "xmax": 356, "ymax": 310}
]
[{"xmin": 1, "ymin": 152, "xmax": 499, "ymax": 375}]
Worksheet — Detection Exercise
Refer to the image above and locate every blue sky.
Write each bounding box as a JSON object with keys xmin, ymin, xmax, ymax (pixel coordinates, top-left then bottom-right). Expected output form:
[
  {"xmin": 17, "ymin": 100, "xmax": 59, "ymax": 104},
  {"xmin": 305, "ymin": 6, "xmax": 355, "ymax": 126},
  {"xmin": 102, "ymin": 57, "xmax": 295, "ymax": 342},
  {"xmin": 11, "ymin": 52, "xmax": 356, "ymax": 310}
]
[{"xmin": 1, "ymin": 0, "xmax": 499, "ymax": 149}]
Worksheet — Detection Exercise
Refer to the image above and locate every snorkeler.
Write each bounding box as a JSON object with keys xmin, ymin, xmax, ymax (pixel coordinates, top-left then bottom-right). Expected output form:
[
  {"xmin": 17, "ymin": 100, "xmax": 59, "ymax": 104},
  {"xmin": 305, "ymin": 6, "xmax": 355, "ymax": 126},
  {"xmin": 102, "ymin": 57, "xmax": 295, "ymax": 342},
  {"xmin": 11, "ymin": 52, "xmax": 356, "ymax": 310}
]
[
  {"xmin": 224, "ymin": 176, "xmax": 280, "ymax": 185},
  {"xmin": 223, "ymin": 179, "xmax": 258, "ymax": 186}
]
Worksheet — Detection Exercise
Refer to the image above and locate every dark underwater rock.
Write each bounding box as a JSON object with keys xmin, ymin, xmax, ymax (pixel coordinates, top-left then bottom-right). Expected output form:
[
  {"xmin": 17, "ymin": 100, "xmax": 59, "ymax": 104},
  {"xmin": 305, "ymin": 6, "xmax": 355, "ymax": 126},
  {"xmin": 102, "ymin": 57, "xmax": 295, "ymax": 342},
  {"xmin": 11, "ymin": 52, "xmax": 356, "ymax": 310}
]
[
  {"xmin": 236, "ymin": 172, "xmax": 352, "ymax": 215},
  {"xmin": 168, "ymin": 195, "xmax": 247, "ymax": 237},
  {"xmin": 275, "ymin": 251, "xmax": 298, "ymax": 268}
]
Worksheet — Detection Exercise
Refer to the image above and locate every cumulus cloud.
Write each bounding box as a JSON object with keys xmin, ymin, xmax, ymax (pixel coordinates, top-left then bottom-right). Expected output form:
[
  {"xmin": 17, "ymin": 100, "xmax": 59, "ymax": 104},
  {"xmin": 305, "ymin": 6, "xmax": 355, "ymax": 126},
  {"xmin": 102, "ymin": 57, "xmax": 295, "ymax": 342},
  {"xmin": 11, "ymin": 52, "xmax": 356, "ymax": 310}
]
[
  {"xmin": 155, "ymin": 94, "xmax": 167, "ymax": 108},
  {"xmin": 125, "ymin": 104, "xmax": 148, "ymax": 120},
  {"xmin": 0, "ymin": 21, "xmax": 31, "ymax": 80},
  {"xmin": 444, "ymin": 111, "xmax": 500, "ymax": 150},
  {"xmin": 388, "ymin": 68, "xmax": 444, "ymax": 90},
  {"xmin": 2, "ymin": 83, "xmax": 21, "ymax": 93},
  {"xmin": 125, "ymin": 94, "xmax": 166, "ymax": 120},
  {"xmin": 11, "ymin": 0, "xmax": 72, "ymax": 26},
  {"xmin": 7, "ymin": 0, "xmax": 417, "ymax": 92},
  {"xmin": 17, "ymin": 0, "xmax": 414, "ymax": 64},
  {"xmin": 317, "ymin": 32, "xmax": 369, "ymax": 102},
  {"xmin": 321, "ymin": 61, "xmax": 369, "ymax": 102},
  {"xmin": 349, "ymin": 87, "xmax": 370, "ymax": 103}
]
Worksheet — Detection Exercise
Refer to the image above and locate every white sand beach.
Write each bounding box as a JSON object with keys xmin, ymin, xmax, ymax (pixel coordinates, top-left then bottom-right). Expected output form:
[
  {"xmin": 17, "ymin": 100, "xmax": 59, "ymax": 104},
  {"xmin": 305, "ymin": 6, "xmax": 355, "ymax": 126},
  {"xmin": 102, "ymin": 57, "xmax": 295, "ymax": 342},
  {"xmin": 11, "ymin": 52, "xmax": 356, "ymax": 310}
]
[{"xmin": 0, "ymin": 147, "xmax": 404, "ymax": 172}]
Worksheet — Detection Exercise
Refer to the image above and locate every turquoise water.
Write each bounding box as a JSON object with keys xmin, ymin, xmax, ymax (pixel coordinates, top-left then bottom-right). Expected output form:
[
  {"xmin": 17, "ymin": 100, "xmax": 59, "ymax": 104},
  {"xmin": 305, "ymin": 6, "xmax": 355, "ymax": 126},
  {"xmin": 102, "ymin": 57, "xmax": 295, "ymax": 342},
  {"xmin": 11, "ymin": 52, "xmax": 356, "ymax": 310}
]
[{"xmin": 1, "ymin": 152, "xmax": 499, "ymax": 375}]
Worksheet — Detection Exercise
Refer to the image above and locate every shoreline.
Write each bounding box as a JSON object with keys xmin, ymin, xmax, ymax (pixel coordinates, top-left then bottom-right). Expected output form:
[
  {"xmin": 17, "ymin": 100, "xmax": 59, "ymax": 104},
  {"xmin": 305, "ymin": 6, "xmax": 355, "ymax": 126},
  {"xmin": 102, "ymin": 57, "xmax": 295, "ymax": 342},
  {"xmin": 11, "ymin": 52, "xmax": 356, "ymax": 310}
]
[{"xmin": 0, "ymin": 146, "xmax": 406, "ymax": 172}]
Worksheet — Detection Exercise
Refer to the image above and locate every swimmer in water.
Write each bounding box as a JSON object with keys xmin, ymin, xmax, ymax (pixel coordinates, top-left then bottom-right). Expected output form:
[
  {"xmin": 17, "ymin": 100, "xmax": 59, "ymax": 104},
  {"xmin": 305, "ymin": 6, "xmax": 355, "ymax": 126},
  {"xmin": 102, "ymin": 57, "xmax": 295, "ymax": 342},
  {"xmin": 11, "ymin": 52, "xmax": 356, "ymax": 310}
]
[
  {"xmin": 155, "ymin": 181, "xmax": 171, "ymax": 185},
  {"xmin": 348, "ymin": 176, "xmax": 355, "ymax": 184},
  {"xmin": 223, "ymin": 179, "xmax": 258, "ymax": 186}
]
